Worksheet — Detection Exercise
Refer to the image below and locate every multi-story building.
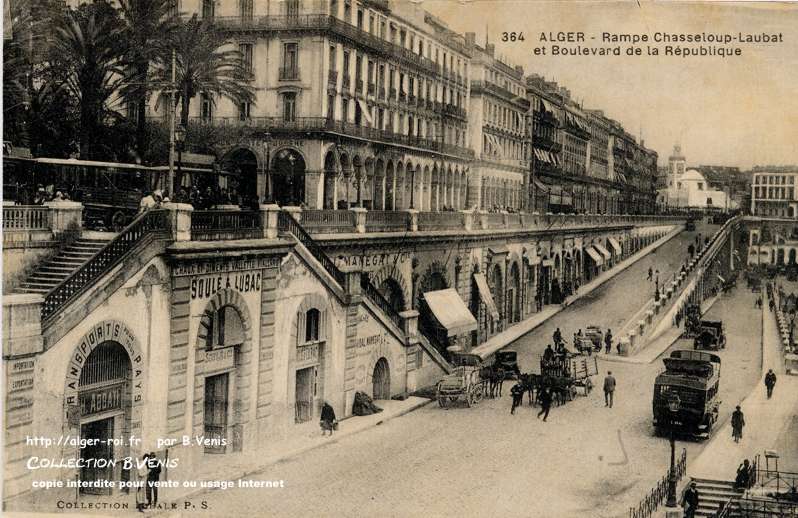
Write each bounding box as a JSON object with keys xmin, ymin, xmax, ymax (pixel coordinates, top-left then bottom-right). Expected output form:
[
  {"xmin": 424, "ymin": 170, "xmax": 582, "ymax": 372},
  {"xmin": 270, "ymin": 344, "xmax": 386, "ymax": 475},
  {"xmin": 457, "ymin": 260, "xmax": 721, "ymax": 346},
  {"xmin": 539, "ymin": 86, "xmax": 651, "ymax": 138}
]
[
  {"xmin": 751, "ymin": 171, "xmax": 798, "ymax": 217},
  {"xmin": 464, "ymin": 34, "xmax": 529, "ymax": 211},
  {"xmin": 153, "ymin": 0, "xmax": 475, "ymax": 211}
]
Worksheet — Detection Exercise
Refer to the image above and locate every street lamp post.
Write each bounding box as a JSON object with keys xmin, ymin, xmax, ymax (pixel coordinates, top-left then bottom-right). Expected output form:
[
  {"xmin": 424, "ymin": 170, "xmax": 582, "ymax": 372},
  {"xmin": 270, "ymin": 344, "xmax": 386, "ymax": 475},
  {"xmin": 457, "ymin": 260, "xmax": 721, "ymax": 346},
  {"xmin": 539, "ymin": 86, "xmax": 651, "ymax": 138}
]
[
  {"xmin": 666, "ymin": 393, "xmax": 681, "ymax": 509},
  {"xmin": 174, "ymin": 125, "xmax": 186, "ymax": 195}
]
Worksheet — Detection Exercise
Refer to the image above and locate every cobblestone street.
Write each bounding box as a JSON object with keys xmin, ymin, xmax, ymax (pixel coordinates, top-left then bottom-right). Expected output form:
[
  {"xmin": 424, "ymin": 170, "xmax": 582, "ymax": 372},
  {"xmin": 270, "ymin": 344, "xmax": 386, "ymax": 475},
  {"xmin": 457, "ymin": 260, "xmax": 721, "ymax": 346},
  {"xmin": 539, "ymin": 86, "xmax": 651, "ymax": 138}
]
[{"xmin": 167, "ymin": 224, "xmax": 767, "ymax": 518}]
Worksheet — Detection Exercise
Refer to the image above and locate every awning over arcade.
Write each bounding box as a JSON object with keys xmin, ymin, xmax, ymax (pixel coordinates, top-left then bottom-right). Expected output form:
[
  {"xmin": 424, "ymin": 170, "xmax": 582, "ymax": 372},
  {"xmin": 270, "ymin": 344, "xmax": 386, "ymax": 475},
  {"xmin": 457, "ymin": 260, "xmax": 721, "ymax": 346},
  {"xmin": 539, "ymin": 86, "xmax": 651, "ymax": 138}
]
[
  {"xmin": 423, "ymin": 288, "xmax": 478, "ymax": 337},
  {"xmin": 473, "ymin": 273, "xmax": 501, "ymax": 320},
  {"xmin": 585, "ymin": 246, "xmax": 604, "ymax": 266},
  {"xmin": 608, "ymin": 237, "xmax": 623, "ymax": 255},
  {"xmin": 594, "ymin": 243, "xmax": 612, "ymax": 261}
]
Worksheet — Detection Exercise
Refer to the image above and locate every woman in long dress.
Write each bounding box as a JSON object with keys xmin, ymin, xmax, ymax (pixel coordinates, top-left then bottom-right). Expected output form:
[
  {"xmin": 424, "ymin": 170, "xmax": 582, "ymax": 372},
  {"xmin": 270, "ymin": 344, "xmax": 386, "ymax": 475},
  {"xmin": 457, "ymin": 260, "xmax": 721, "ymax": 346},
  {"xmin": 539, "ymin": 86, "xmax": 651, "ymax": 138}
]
[
  {"xmin": 136, "ymin": 453, "xmax": 149, "ymax": 512},
  {"xmin": 320, "ymin": 402, "xmax": 336, "ymax": 436}
]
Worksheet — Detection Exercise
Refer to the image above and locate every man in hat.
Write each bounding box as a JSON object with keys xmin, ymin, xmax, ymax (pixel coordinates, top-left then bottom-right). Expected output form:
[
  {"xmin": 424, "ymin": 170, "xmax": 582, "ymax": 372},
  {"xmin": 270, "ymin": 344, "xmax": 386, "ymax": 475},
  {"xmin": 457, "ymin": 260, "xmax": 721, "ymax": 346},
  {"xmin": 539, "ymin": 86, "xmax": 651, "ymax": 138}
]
[
  {"xmin": 682, "ymin": 481, "xmax": 700, "ymax": 518},
  {"xmin": 765, "ymin": 369, "xmax": 777, "ymax": 399},
  {"xmin": 732, "ymin": 406, "xmax": 745, "ymax": 443},
  {"xmin": 146, "ymin": 451, "xmax": 162, "ymax": 508},
  {"xmin": 603, "ymin": 371, "xmax": 616, "ymax": 408}
]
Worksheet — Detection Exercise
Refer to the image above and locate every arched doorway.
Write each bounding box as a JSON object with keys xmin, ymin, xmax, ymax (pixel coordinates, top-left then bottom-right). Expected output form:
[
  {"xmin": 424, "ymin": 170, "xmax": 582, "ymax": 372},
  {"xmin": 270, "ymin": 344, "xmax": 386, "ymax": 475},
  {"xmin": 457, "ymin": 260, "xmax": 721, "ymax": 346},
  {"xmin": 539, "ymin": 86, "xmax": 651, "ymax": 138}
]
[
  {"xmin": 221, "ymin": 148, "xmax": 258, "ymax": 207},
  {"xmin": 78, "ymin": 341, "xmax": 131, "ymax": 494},
  {"xmin": 378, "ymin": 278, "xmax": 405, "ymax": 313},
  {"xmin": 372, "ymin": 358, "xmax": 390, "ymax": 400},
  {"xmin": 789, "ymin": 248, "xmax": 797, "ymax": 265},
  {"xmin": 271, "ymin": 148, "xmax": 306, "ymax": 206}
]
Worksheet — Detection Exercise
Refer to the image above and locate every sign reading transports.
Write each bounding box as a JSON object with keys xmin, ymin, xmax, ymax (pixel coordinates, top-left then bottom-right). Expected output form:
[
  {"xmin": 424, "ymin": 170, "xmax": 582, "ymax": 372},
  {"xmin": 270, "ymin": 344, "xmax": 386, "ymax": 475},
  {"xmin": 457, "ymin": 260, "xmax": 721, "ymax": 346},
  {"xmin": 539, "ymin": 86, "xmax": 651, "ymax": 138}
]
[
  {"xmin": 173, "ymin": 257, "xmax": 280, "ymax": 277},
  {"xmin": 204, "ymin": 347, "xmax": 235, "ymax": 373},
  {"xmin": 79, "ymin": 384, "xmax": 123, "ymax": 417},
  {"xmin": 191, "ymin": 271, "xmax": 262, "ymax": 300}
]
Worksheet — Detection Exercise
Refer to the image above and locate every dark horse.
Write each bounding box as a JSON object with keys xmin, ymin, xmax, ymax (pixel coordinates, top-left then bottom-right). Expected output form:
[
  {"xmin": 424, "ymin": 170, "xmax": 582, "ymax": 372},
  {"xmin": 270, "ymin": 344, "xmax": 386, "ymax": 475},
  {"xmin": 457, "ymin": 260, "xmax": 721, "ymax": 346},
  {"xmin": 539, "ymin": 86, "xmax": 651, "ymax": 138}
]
[{"xmin": 479, "ymin": 365, "xmax": 506, "ymax": 398}]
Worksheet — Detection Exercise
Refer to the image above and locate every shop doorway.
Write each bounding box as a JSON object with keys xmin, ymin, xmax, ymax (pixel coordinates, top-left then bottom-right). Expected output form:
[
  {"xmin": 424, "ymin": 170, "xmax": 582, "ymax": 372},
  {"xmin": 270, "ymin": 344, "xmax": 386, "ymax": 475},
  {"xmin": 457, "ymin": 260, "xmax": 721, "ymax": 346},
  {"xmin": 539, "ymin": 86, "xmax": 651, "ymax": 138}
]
[
  {"xmin": 372, "ymin": 358, "xmax": 390, "ymax": 400},
  {"xmin": 295, "ymin": 366, "xmax": 316, "ymax": 423},
  {"xmin": 79, "ymin": 417, "xmax": 114, "ymax": 495},
  {"xmin": 203, "ymin": 373, "xmax": 229, "ymax": 453}
]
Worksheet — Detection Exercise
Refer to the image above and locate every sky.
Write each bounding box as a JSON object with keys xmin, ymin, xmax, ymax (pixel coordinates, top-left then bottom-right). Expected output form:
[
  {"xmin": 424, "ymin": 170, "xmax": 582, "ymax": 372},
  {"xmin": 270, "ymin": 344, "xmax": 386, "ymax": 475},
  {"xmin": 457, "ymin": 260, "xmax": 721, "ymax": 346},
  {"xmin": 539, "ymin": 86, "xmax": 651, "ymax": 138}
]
[{"xmin": 422, "ymin": 0, "xmax": 798, "ymax": 169}]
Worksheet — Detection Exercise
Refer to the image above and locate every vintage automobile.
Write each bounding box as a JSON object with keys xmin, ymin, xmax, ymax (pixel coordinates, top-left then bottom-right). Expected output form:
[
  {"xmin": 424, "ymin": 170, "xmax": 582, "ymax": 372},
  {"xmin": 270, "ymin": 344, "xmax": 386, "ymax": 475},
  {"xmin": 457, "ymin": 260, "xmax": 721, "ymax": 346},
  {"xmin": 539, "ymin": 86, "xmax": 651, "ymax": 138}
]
[
  {"xmin": 694, "ymin": 320, "xmax": 726, "ymax": 350},
  {"xmin": 435, "ymin": 353, "xmax": 487, "ymax": 408},
  {"xmin": 653, "ymin": 350, "xmax": 721, "ymax": 439},
  {"xmin": 493, "ymin": 350, "xmax": 521, "ymax": 380}
]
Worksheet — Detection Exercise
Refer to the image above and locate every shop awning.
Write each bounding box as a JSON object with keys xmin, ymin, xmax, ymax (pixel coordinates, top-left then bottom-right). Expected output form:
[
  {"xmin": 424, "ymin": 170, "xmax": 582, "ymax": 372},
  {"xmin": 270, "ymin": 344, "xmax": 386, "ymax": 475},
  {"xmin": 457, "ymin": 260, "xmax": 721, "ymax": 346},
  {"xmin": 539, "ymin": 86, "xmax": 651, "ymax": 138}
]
[
  {"xmin": 594, "ymin": 243, "xmax": 612, "ymax": 261},
  {"xmin": 608, "ymin": 237, "xmax": 622, "ymax": 255},
  {"xmin": 489, "ymin": 244, "xmax": 510, "ymax": 256},
  {"xmin": 473, "ymin": 273, "xmax": 500, "ymax": 320},
  {"xmin": 357, "ymin": 99, "xmax": 374, "ymax": 126},
  {"xmin": 423, "ymin": 288, "xmax": 478, "ymax": 337},
  {"xmin": 586, "ymin": 246, "xmax": 604, "ymax": 266}
]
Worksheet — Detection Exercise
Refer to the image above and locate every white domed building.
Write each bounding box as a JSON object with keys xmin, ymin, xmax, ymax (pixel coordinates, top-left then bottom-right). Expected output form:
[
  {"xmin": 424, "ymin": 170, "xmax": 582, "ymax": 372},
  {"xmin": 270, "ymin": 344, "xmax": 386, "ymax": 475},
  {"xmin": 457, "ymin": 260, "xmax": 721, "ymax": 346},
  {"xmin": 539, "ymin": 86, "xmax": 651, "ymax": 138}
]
[{"xmin": 657, "ymin": 144, "xmax": 736, "ymax": 210}]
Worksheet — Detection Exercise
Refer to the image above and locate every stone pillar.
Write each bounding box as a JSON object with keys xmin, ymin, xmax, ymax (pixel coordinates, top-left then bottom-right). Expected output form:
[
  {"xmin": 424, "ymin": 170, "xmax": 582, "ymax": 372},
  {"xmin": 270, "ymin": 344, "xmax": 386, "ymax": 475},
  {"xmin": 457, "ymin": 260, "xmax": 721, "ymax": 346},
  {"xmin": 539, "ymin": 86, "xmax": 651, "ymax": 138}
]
[
  {"xmin": 352, "ymin": 207, "xmax": 367, "ymax": 233},
  {"xmin": 3, "ymin": 294, "xmax": 44, "ymax": 500},
  {"xmin": 44, "ymin": 200, "xmax": 83, "ymax": 237},
  {"xmin": 461, "ymin": 209, "xmax": 474, "ymax": 231},
  {"xmin": 339, "ymin": 264, "xmax": 362, "ymax": 303},
  {"xmin": 163, "ymin": 202, "xmax": 193, "ymax": 241},
  {"xmin": 304, "ymin": 170, "xmax": 323, "ymax": 209},
  {"xmin": 479, "ymin": 210, "xmax": 489, "ymax": 230},
  {"xmin": 406, "ymin": 209, "xmax": 419, "ymax": 232},
  {"xmin": 259, "ymin": 204, "xmax": 281, "ymax": 239},
  {"xmin": 400, "ymin": 309, "xmax": 420, "ymax": 345}
]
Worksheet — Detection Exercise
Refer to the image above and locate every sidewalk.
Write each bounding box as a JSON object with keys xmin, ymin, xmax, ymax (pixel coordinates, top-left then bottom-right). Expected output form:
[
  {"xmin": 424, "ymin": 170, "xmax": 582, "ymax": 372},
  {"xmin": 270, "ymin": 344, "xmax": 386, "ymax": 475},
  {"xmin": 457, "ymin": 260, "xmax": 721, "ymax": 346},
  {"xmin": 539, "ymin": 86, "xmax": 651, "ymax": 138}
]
[
  {"xmin": 4, "ymin": 397, "xmax": 431, "ymax": 517},
  {"xmin": 472, "ymin": 225, "xmax": 683, "ymax": 359},
  {"xmin": 599, "ymin": 293, "xmax": 721, "ymax": 365},
  {"xmin": 686, "ymin": 302, "xmax": 798, "ymax": 481}
]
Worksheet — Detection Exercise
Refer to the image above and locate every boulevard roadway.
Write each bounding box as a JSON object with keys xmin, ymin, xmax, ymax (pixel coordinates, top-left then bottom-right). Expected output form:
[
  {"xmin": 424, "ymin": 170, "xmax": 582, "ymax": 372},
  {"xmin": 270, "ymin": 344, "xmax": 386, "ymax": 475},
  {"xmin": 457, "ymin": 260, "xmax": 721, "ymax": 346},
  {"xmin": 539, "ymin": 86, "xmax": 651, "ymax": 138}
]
[{"xmin": 173, "ymin": 222, "xmax": 764, "ymax": 518}]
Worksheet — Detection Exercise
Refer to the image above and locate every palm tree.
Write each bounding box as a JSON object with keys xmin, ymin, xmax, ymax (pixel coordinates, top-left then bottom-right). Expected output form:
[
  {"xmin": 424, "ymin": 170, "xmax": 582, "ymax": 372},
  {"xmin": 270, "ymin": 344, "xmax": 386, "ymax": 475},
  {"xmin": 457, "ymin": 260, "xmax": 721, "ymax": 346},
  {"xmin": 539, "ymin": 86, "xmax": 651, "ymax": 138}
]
[
  {"xmin": 155, "ymin": 15, "xmax": 254, "ymax": 128},
  {"xmin": 48, "ymin": 2, "xmax": 125, "ymax": 158},
  {"xmin": 117, "ymin": 0, "xmax": 178, "ymax": 162}
]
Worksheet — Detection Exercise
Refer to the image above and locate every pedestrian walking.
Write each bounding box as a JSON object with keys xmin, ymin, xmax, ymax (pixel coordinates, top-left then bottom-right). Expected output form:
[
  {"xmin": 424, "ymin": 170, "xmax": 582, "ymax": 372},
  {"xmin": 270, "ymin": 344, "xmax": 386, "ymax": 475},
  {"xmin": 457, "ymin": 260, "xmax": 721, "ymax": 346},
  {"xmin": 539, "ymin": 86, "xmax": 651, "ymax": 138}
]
[
  {"xmin": 769, "ymin": 298, "xmax": 775, "ymax": 312},
  {"xmin": 603, "ymin": 371, "xmax": 616, "ymax": 408},
  {"xmin": 146, "ymin": 451, "xmax": 161, "ymax": 508},
  {"xmin": 765, "ymin": 369, "xmax": 777, "ymax": 398},
  {"xmin": 604, "ymin": 329, "xmax": 613, "ymax": 354},
  {"xmin": 320, "ymin": 401, "xmax": 337, "ymax": 436},
  {"xmin": 553, "ymin": 327, "xmax": 563, "ymax": 346},
  {"xmin": 510, "ymin": 382, "xmax": 524, "ymax": 415},
  {"xmin": 647, "ymin": 267, "xmax": 653, "ymax": 281},
  {"xmin": 682, "ymin": 481, "xmax": 700, "ymax": 518},
  {"xmin": 136, "ymin": 453, "xmax": 149, "ymax": 512},
  {"xmin": 731, "ymin": 405, "xmax": 745, "ymax": 443},
  {"xmin": 537, "ymin": 388, "xmax": 552, "ymax": 422},
  {"xmin": 734, "ymin": 459, "xmax": 752, "ymax": 490}
]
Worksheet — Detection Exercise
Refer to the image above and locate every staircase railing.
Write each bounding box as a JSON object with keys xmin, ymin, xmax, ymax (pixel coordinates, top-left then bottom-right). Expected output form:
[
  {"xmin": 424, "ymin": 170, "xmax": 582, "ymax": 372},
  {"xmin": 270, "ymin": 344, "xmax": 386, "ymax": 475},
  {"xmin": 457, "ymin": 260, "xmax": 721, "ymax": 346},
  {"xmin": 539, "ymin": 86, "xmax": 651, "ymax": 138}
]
[
  {"xmin": 361, "ymin": 275, "xmax": 404, "ymax": 330},
  {"xmin": 629, "ymin": 448, "xmax": 687, "ymax": 518},
  {"xmin": 277, "ymin": 211, "xmax": 346, "ymax": 287},
  {"xmin": 41, "ymin": 209, "xmax": 171, "ymax": 323}
]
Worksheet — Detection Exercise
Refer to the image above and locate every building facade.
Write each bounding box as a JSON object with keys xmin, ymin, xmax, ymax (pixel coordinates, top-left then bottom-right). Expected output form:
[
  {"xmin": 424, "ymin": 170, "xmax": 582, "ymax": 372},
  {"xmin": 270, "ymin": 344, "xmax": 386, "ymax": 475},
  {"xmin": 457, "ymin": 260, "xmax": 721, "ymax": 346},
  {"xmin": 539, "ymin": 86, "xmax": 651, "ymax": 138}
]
[
  {"xmin": 751, "ymin": 171, "xmax": 798, "ymax": 218},
  {"xmin": 658, "ymin": 144, "xmax": 735, "ymax": 210}
]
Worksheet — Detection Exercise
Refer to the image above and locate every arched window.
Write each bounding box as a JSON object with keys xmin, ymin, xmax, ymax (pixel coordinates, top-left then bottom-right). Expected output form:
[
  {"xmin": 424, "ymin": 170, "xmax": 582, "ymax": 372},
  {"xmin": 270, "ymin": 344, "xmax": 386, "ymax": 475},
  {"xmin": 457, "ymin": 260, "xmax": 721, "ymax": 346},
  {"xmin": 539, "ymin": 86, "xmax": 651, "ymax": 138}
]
[{"xmin": 204, "ymin": 306, "xmax": 245, "ymax": 350}]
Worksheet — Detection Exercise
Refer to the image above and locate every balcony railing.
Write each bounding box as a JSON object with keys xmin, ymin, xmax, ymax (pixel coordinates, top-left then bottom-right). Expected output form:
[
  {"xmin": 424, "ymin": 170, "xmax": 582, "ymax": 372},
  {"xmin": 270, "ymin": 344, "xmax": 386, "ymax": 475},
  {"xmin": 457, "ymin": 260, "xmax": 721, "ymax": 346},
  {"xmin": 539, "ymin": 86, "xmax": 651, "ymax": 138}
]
[
  {"xmin": 279, "ymin": 67, "xmax": 300, "ymax": 81},
  {"xmin": 300, "ymin": 209, "xmax": 354, "ymax": 233},
  {"xmin": 3, "ymin": 205, "xmax": 51, "ymax": 230},
  {"xmin": 342, "ymin": 75, "xmax": 351, "ymax": 90},
  {"xmin": 417, "ymin": 211, "xmax": 464, "ymax": 230},
  {"xmin": 191, "ymin": 210, "xmax": 262, "ymax": 240},
  {"xmin": 367, "ymin": 83, "xmax": 376, "ymax": 95},
  {"xmin": 378, "ymin": 88, "xmax": 386, "ymax": 100},
  {"xmin": 356, "ymin": 78, "xmax": 364, "ymax": 92},
  {"xmin": 364, "ymin": 210, "xmax": 409, "ymax": 232},
  {"xmin": 328, "ymin": 69, "xmax": 338, "ymax": 85}
]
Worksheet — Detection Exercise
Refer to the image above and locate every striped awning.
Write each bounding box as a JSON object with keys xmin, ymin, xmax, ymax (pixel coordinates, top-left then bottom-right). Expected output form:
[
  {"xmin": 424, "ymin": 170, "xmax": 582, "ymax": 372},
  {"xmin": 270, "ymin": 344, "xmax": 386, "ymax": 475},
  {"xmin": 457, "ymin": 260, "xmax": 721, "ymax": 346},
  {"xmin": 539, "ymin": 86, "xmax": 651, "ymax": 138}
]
[
  {"xmin": 586, "ymin": 246, "xmax": 604, "ymax": 266},
  {"xmin": 474, "ymin": 273, "xmax": 500, "ymax": 320},
  {"xmin": 608, "ymin": 237, "xmax": 622, "ymax": 255},
  {"xmin": 594, "ymin": 243, "xmax": 612, "ymax": 261}
]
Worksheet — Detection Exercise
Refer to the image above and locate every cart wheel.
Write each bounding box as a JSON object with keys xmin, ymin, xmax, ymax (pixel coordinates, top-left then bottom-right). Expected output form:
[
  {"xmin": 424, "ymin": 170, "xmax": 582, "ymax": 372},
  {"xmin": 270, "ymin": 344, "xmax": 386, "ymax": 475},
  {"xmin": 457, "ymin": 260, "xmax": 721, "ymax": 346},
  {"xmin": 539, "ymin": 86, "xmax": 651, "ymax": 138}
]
[{"xmin": 471, "ymin": 386, "xmax": 484, "ymax": 405}]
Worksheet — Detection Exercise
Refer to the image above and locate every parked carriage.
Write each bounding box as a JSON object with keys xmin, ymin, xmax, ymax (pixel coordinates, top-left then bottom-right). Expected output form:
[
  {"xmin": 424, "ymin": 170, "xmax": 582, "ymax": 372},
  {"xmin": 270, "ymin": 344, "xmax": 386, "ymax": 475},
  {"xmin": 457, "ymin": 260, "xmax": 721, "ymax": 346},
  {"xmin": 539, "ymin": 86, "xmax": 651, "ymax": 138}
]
[
  {"xmin": 527, "ymin": 353, "xmax": 599, "ymax": 403},
  {"xmin": 435, "ymin": 353, "xmax": 488, "ymax": 408},
  {"xmin": 574, "ymin": 326, "xmax": 604, "ymax": 355}
]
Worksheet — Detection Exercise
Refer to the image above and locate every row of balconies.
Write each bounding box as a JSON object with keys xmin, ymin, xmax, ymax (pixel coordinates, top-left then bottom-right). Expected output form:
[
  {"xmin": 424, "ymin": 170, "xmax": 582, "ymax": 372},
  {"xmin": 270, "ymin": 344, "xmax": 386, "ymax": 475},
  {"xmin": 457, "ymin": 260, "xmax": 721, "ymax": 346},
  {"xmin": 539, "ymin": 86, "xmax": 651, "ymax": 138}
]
[
  {"xmin": 215, "ymin": 14, "xmax": 470, "ymax": 82},
  {"xmin": 470, "ymin": 80, "xmax": 530, "ymax": 109},
  {"xmin": 187, "ymin": 116, "xmax": 475, "ymax": 159}
]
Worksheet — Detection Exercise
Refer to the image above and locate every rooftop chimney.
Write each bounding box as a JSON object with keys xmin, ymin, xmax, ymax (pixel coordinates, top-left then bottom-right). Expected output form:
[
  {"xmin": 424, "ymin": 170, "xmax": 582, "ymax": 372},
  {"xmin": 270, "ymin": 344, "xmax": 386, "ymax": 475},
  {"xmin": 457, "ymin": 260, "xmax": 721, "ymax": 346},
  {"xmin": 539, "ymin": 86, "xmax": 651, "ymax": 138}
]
[{"xmin": 486, "ymin": 43, "xmax": 495, "ymax": 56}]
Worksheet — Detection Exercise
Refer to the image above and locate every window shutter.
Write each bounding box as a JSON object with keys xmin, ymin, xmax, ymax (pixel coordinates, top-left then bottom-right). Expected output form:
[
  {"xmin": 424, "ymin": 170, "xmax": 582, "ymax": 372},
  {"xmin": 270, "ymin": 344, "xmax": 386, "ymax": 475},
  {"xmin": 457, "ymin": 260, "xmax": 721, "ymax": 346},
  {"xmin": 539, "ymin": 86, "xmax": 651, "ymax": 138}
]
[
  {"xmin": 319, "ymin": 310, "xmax": 328, "ymax": 341},
  {"xmin": 296, "ymin": 311, "xmax": 305, "ymax": 347}
]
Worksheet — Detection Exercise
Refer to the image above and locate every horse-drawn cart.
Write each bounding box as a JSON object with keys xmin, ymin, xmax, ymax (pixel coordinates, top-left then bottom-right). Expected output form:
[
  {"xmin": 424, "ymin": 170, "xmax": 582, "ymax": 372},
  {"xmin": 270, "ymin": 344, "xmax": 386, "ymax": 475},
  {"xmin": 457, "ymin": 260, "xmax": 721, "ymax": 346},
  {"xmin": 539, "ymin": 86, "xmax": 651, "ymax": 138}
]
[
  {"xmin": 435, "ymin": 353, "xmax": 488, "ymax": 408},
  {"xmin": 536, "ymin": 353, "xmax": 599, "ymax": 402}
]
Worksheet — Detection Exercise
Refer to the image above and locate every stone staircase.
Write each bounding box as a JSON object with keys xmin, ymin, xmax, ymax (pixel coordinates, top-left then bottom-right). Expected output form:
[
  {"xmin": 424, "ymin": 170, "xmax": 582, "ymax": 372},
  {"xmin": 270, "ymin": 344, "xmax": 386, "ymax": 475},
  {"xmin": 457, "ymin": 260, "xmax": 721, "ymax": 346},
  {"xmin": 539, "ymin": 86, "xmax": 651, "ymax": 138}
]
[
  {"xmin": 691, "ymin": 477, "xmax": 739, "ymax": 517},
  {"xmin": 16, "ymin": 236, "xmax": 112, "ymax": 295}
]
